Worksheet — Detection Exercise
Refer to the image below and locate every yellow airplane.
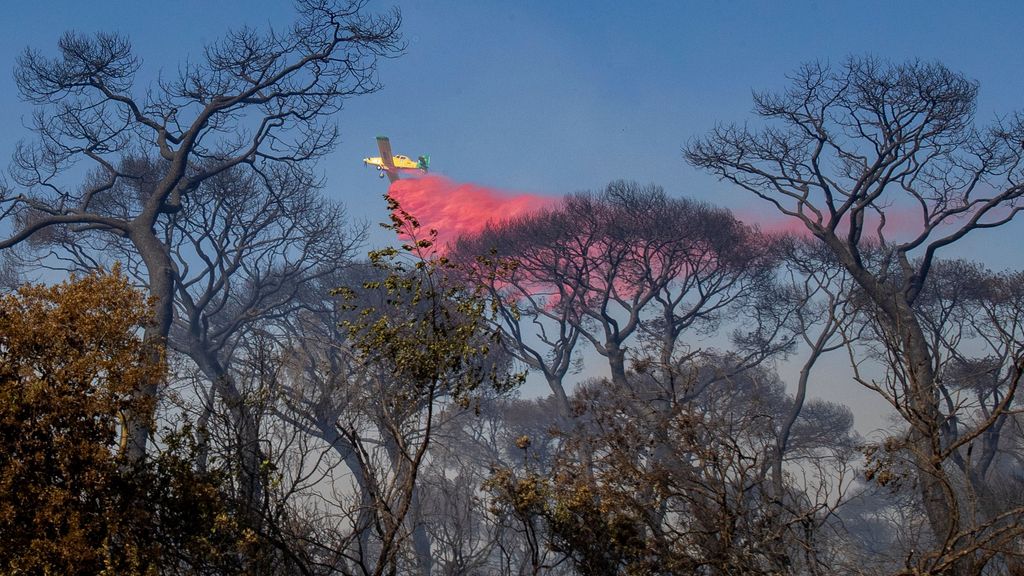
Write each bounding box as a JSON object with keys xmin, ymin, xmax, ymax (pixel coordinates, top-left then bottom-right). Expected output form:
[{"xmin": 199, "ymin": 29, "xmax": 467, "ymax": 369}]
[{"xmin": 362, "ymin": 136, "xmax": 429, "ymax": 183}]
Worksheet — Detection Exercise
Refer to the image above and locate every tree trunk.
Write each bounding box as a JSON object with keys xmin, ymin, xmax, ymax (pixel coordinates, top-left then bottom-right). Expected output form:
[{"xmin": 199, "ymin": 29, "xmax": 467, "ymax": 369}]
[
  {"xmin": 606, "ymin": 345, "xmax": 629, "ymax": 389},
  {"xmin": 822, "ymin": 235, "xmax": 969, "ymax": 572},
  {"xmin": 408, "ymin": 487, "xmax": 434, "ymax": 576},
  {"xmin": 822, "ymin": 236, "xmax": 972, "ymax": 573},
  {"xmin": 321, "ymin": 424, "xmax": 376, "ymax": 569},
  {"xmin": 899, "ymin": 309, "xmax": 974, "ymax": 574},
  {"xmin": 124, "ymin": 231, "xmax": 176, "ymax": 462},
  {"xmin": 192, "ymin": 350, "xmax": 265, "ymax": 524},
  {"xmin": 380, "ymin": 433, "xmax": 434, "ymax": 576}
]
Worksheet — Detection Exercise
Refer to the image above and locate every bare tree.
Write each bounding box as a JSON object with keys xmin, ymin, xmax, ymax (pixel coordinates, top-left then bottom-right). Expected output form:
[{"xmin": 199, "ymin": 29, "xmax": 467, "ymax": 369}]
[
  {"xmin": 166, "ymin": 164, "xmax": 359, "ymax": 518},
  {"xmin": 456, "ymin": 182, "xmax": 780, "ymax": 418},
  {"xmin": 907, "ymin": 261, "xmax": 1024, "ymax": 564},
  {"xmin": 454, "ymin": 209, "xmax": 587, "ymax": 426},
  {"xmin": 557, "ymin": 183, "xmax": 672, "ymax": 390},
  {"xmin": 44, "ymin": 155, "xmax": 363, "ymax": 529},
  {"xmin": 768, "ymin": 238, "xmax": 860, "ymax": 503},
  {"xmin": 1, "ymin": 0, "xmax": 402, "ymax": 460},
  {"xmin": 686, "ymin": 56, "xmax": 1024, "ymax": 574}
]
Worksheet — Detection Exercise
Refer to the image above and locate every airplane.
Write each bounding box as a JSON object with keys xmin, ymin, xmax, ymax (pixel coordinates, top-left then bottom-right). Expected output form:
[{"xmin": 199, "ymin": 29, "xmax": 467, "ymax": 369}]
[{"xmin": 362, "ymin": 136, "xmax": 429, "ymax": 183}]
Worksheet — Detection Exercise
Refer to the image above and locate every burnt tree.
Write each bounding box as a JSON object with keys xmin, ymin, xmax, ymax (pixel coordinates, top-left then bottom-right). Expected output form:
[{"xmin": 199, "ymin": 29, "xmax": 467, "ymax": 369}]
[
  {"xmin": 0, "ymin": 0, "xmax": 402, "ymax": 460},
  {"xmin": 686, "ymin": 57, "xmax": 1024, "ymax": 575}
]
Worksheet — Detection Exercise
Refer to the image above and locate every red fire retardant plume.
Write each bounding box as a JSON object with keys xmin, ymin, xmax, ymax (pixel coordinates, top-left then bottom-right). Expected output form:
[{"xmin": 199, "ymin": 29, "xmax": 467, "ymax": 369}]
[
  {"xmin": 387, "ymin": 175, "xmax": 556, "ymax": 248},
  {"xmin": 734, "ymin": 205, "xmax": 955, "ymax": 241}
]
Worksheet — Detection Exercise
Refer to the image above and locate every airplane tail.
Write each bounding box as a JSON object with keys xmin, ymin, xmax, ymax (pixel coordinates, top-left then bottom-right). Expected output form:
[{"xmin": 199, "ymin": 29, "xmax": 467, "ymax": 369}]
[{"xmin": 418, "ymin": 155, "xmax": 430, "ymax": 171}]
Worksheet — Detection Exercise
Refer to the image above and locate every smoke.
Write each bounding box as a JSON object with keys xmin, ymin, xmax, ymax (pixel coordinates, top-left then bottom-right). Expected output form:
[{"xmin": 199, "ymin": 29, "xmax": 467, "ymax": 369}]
[{"xmin": 386, "ymin": 175, "xmax": 557, "ymax": 248}]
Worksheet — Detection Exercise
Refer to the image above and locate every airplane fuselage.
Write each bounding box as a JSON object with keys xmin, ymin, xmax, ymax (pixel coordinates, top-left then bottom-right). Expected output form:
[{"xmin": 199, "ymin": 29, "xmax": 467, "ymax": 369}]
[{"xmin": 362, "ymin": 154, "xmax": 422, "ymax": 170}]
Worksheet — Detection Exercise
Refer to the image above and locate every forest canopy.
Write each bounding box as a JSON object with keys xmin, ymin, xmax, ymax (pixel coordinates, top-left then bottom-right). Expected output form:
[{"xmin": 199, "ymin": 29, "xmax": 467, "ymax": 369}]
[{"xmin": 0, "ymin": 3, "xmax": 1022, "ymax": 575}]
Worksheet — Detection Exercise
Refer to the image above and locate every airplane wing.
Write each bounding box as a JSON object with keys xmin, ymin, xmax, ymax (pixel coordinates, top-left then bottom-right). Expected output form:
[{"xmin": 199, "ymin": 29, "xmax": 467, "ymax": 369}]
[{"xmin": 376, "ymin": 136, "xmax": 399, "ymax": 183}]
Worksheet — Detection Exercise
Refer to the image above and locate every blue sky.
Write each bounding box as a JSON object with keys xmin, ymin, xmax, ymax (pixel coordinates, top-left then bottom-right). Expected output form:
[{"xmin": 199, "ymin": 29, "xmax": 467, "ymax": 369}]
[
  {"xmin": 3, "ymin": 1, "xmax": 1023, "ymax": 247},
  {"xmin": 2, "ymin": 1, "xmax": 1022, "ymax": 431}
]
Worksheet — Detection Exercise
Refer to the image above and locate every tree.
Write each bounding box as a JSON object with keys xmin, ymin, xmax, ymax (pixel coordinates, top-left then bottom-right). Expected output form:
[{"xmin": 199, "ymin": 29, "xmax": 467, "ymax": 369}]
[
  {"xmin": 455, "ymin": 181, "xmax": 779, "ymax": 425},
  {"xmin": 686, "ymin": 56, "xmax": 1024, "ymax": 575},
  {"xmin": 94, "ymin": 159, "xmax": 360, "ymax": 528},
  {"xmin": 336, "ymin": 202, "xmax": 523, "ymax": 576},
  {"xmin": 1, "ymin": 0, "xmax": 402, "ymax": 460},
  {"xmin": 486, "ymin": 360, "xmax": 857, "ymax": 576},
  {"xmin": 454, "ymin": 205, "xmax": 587, "ymax": 426},
  {"xmin": 0, "ymin": 269, "xmax": 252, "ymax": 574},
  {"xmin": 769, "ymin": 237, "xmax": 859, "ymax": 505},
  {"xmin": 424, "ymin": 395, "xmax": 567, "ymax": 575},
  {"xmin": 0, "ymin": 269, "xmax": 156, "ymax": 572},
  {"xmin": 253, "ymin": 202, "xmax": 523, "ymax": 575}
]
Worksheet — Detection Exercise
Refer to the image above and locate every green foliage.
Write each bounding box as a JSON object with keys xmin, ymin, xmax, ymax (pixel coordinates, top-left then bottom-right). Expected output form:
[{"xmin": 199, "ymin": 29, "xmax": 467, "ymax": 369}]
[{"xmin": 336, "ymin": 194, "xmax": 524, "ymax": 407}]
